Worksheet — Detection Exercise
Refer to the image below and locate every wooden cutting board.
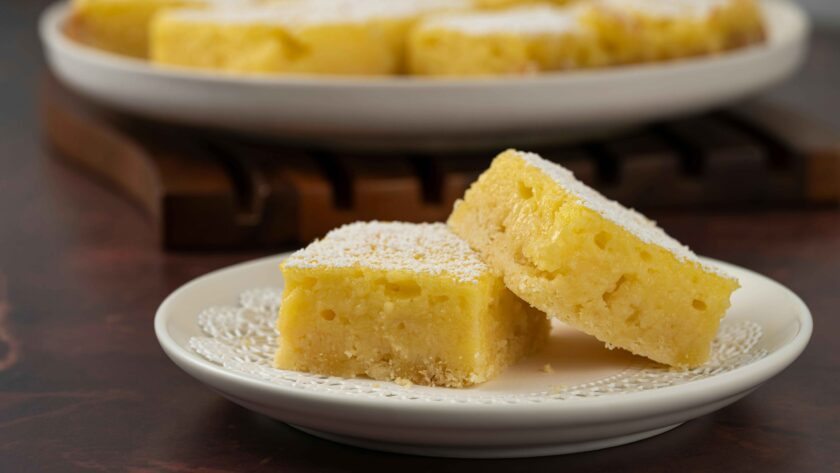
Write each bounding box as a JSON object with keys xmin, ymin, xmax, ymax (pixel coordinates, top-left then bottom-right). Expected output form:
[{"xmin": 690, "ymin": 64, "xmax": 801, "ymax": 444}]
[{"xmin": 40, "ymin": 74, "xmax": 840, "ymax": 249}]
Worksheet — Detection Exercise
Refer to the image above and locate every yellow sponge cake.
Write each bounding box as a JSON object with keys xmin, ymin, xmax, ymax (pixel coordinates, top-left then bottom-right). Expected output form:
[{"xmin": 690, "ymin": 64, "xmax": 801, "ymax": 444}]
[
  {"xmin": 151, "ymin": 0, "xmax": 472, "ymax": 75},
  {"xmin": 448, "ymin": 150, "xmax": 739, "ymax": 368},
  {"xmin": 409, "ymin": 5, "xmax": 608, "ymax": 76},
  {"xmin": 582, "ymin": 0, "xmax": 766, "ymax": 64},
  {"xmin": 68, "ymin": 0, "xmax": 223, "ymax": 58},
  {"xmin": 276, "ymin": 221, "xmax": 550, "ymax": 387}
]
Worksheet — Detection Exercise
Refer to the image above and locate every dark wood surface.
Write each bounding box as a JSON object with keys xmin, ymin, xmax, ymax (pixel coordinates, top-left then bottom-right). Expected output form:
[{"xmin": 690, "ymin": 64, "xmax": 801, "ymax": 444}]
[{"xmin": 2, "ymin": 1, "xmax": 839, "ymax": 471}]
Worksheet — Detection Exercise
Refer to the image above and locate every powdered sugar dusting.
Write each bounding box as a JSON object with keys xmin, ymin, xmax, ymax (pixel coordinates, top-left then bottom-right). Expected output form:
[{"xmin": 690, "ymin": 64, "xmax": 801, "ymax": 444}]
[
  {"xmin": 594, "ymin": 0, "xmax": 734, "ymax": 19},
  {"xmin": 168, "ymin": 0, "xmax": 472, "ymax": 25},
  {"xmin": 421, "ymin": 5, "xmax": 583, "ymax": 36},
  {"xmin": 513, "ymin": 150, "xmax": 729, "ymax": 277},
  {"xmin": 283, "ymin": 221, "xmax": 488, "ymax": 283}
]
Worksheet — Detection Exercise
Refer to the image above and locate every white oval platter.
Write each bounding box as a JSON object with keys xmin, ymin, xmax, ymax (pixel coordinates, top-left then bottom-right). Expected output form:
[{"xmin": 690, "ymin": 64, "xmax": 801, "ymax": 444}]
[
  {"xmin": 155, "ymin": 253, "xmax": 811, "ymax": 458},
  {"xmin": 42, "ymin": 1, "xmax": 808, "ymax": 148}
]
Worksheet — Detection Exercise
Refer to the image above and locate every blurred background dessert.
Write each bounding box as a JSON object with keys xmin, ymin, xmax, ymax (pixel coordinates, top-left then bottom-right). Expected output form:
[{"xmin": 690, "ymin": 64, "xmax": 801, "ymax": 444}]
[{"xmin": 66, "ymin": 0, "xmax": 769, "ymax": 76}]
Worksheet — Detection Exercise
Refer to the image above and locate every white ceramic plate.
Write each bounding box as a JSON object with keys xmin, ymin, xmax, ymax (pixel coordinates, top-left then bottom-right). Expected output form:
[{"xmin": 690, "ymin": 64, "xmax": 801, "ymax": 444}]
[
  {"xmin": 42, "ymin": 1, "xmax": 808, "ymax": 148},
  {"xmin": 155, "ymin": 253, "xmax": 811, "ymax": 458}
]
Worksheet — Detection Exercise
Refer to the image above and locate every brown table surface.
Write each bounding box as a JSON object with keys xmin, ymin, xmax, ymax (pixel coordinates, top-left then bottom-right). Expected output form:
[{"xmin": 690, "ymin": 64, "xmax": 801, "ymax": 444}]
[{"xmin": 2, "ymin": 1, "xmax": 839, "ymax": 471}]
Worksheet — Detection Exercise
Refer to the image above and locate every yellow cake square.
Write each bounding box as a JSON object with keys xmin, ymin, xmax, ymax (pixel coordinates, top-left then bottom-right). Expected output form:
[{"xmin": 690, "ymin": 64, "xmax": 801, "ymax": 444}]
[
  {"xmin": 68, "ymin": 0, "xmax": 213, "ymax": 58},
  {"xmin": 151, "ymin": 0, "xmax": 472, "ymax": 75},
  {"xmin": 276, "ymin": 221, "xmax": 550, "ymax": 387},
  {"xmin": 448, "ymin": 150, "xmax": 740, "ymax": 368},
  {"xmin": 581, "ymin": 0, "xmax": 766, "ymax": 64},
  {"xmin": 409, "ymin": 5, "xmax": 609, "ymax": 76}
]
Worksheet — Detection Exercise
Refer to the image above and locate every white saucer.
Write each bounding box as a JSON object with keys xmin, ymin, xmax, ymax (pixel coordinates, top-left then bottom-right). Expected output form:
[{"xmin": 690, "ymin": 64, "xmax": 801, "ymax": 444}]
[
  {"xmin": 41, "ymin": 1, "xmax": 808, "ymax": 148},
  {"xmin": 155, "ymin": 254, "xmax": 811, "ymax": 458}
]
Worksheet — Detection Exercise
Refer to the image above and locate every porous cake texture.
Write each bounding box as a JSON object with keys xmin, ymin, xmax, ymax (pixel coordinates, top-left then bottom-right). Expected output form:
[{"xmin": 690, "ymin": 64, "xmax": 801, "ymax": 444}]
[
  {"xmin": 151, "ymin": 0, "xmax": 472, "ymax": 75},
  {"xmin": 582, "ymin": 0, "xmax": 765, "ymax": 63},
  {"xmin": 409, "ymin": 5, "xmax": 608, "ymax": 76},
  {"xmin": 448, "ymin": 150, "xmax": 740, "ymax": 368},
  {"xmin": 276, "ymin": 221, "xmax": 550, "ymax": 387}
]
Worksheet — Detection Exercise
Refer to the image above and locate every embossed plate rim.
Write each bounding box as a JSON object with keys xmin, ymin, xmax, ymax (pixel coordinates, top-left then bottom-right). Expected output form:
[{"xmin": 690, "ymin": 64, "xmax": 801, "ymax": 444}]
[{"xmin": 154, "ymin": 253, "xmax": 811, "ymax": 456}]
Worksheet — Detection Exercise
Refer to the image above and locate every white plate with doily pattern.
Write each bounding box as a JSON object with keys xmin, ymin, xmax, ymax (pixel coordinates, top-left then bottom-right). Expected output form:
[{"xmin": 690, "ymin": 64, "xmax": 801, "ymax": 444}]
[
  {"xmin": 42, "ymin": 0, "xmax": 808, "ymax": 149},
  {"xmin": 154, "ymin": 253, "xmax": 811, "ymax": 458}
]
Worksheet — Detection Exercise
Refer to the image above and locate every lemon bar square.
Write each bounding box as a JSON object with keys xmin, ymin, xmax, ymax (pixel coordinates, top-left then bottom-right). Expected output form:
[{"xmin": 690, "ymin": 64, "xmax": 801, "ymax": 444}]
[
  {"xmin": 409, "ymin": 5, "xmax": 608, "ymax": 76},
  {"xmin": 448, "ymin": 150, "xmax": 740, "ymax": 368},
  {"xmin": 68, "ymin": 0, "xmax": 217, "ymax": 58},
  {"xmin": 582, "ymin": 0, "xmax": 765, "ymax": 64},
  {"xmin": 276, "ymin": 221, "xmax": 550, "ymax": 387},
  {"xmin": 151, "ymin": 0, "xmax": 472, "ymax": 75}
]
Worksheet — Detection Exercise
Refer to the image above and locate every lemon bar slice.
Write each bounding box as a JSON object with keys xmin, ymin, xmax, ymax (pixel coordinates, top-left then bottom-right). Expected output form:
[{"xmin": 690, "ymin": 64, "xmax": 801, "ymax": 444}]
[
  {"xmin": 448, "ymin": 150, "xmax": 740, "ymax": 368},
  {"xmin": 276, "ymin": 221, "xmax": 549, "ymax": 387},
  {"xmin": 68, "ymin": 0, "xmax": 227, "ymax": 58},
  {"xmin": 151, "ymin": 0, "xmax": 472, "ymax": 75},
  {"xmin": 409, "ymin": 5, "xmax": 608, "ymax": 76},
  {"xmin": 582, "ymin": 0, "xmax": 765, "ymax": 64}
]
